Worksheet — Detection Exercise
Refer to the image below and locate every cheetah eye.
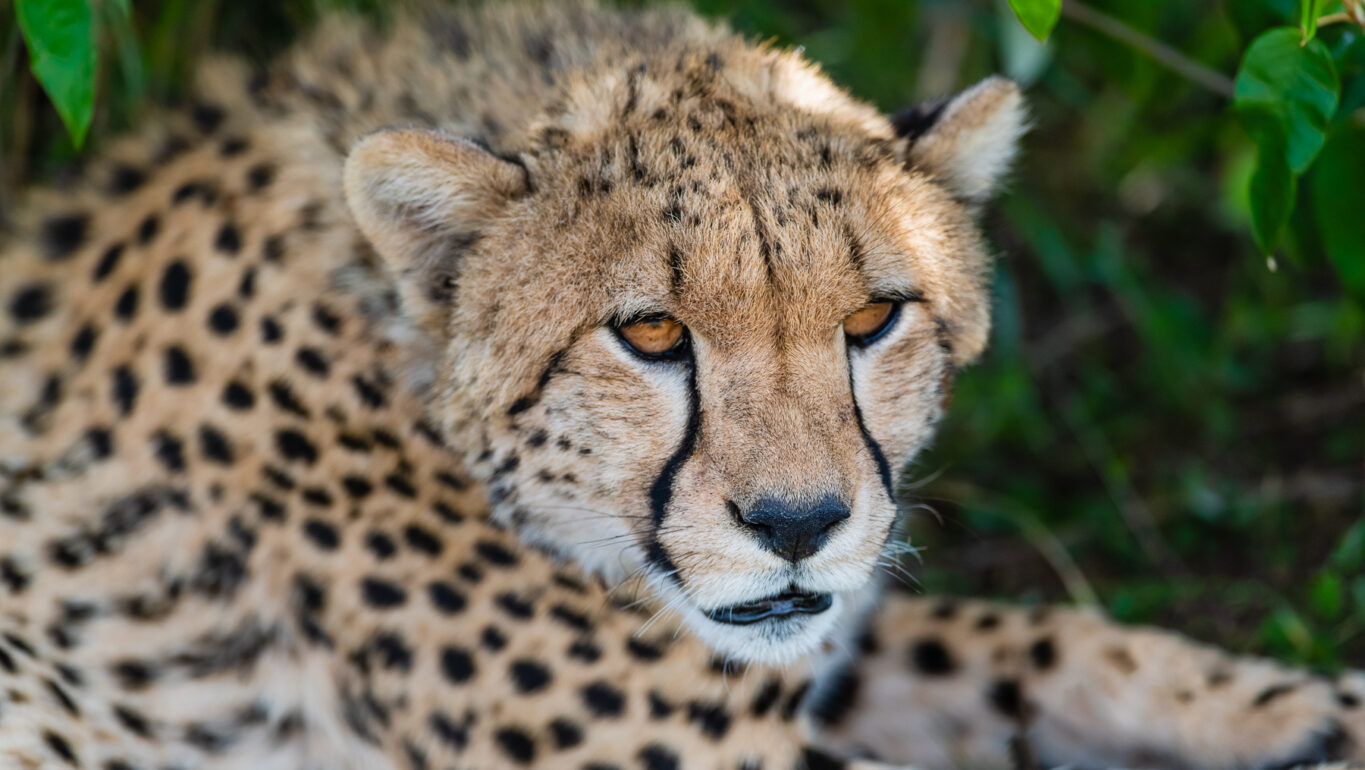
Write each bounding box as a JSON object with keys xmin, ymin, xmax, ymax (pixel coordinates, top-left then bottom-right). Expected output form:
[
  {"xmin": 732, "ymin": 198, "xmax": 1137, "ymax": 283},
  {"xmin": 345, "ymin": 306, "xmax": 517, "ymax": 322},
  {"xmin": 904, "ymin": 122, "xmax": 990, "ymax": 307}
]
[
  {"xmin": 615, "ymin": 316, "xmax": 689, "ymax": 361},
  {"xmin": 843, "ymin": 301, "xmax": 899, "ymax": 347}
]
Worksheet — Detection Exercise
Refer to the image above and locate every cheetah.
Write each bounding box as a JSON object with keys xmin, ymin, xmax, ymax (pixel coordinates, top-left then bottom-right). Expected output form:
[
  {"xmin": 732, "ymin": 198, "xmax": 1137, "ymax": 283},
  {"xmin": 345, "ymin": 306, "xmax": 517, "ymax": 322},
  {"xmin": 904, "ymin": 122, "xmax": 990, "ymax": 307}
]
[{"xmin": 0, "ymin": 2, "xmax": 1361, "ymax": 769}]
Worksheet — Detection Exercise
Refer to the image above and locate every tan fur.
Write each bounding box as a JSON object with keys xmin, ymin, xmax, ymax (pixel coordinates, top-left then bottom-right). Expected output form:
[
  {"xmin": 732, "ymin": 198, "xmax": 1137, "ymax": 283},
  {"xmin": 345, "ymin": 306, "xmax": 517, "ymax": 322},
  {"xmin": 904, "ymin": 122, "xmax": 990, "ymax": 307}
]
[{"xmin": 0, "ymin": 3, "xmax": 1359, "ymax": 769}]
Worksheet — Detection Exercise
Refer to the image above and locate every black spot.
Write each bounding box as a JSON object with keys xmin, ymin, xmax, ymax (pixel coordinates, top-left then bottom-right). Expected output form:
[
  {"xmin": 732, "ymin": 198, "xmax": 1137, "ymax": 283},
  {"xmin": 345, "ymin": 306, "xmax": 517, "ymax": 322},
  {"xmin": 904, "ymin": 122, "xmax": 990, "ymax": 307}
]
[
  {"xmin": 73, "ymin": 428, "xmax": 109, "ymax": 464},
  {"xmin": 222, "ymin": 382, "xmax": 255, "ymax": 410},
  {"xmin": 275, "ymin": 429, "xmax": 317, "ymax": 464},
  {"xmin": 495, "ymin": 726, "xmax": 536, "ymax": 764},
  {"xmin": 427, "ymin": 581, "xmax": 466, "ymax": 614},
  {"xmin": 268, "ymin": 380, "xmax": 310, "ymax": 418},
  {"xmin": 43, "ymin": 730, "xmax": 79, "ymax": 765},
  {"xmin": 372, "ymin": 632, "xmax": 413, "ymax": 671},
  {"xmin": 1338, "ymin": 691, "xmax": 1360, "ymax": 709},
  {"xmin": 815, "ymin": 187, "xmax": 843, "ymax": 206},
  {"xmin": 988, "ymin": 678, "xmax": 1023, "ymax": 717},
  {"xmin": 1, "ymin": 558, "xmax": 31, "ymax": 594},
  {"xmin": 581, "ymin": 680, "xmax": 626, "ymax": 716},
  {"xmin": 148, "ymin": 346, "xmax": 188, "ymax": 391},
  {"xmin": 385, "ymin": 473, "xmax": 417, "ymax": 498},
  {"xmin": 312, "ymin": 304, "xmax": 342, "ymax": 334},
  {"xmin": 111, "ymin": 366, "xmax": 139, "ymax": 414},
  {"xmin": 548, "ymin": 717, "xmax": 583, "ymax": 749},
  {"xmin": 247, "ymin": 163, "xmax": 276, "ymax": 191},
  {"xmin": 440, "ymin": 645, "xmax": 475, "ymax": 683},
  {"xmin": 808, "ymin": 664, "xmax": 860, "ymax": 728},
  {"xmin": 114, "ymin": 284, "xmax": 139, "ymax": 321},
  {"xmin": 295, "ymin": 347, "xmax": 329, "ymax": 377},
  {"xmin": 496, "ymin": 591, "xmax": 534, "ymax": 619},
  {"xmin": 220, "ymin": 137, "xmax": 249, "ymax": 156},
  {"xmin": 750, "ymin": 678, "xmax": 782, "ymax": 717},
  {"xmin": 930, "ymin": 600, "xmax": 959, "ymax": 620},
  {"xmin": 10, "ymin": 283, "xmax": 53, "ymax": 324},
  {"xmin": 909, "ymin": 638, "xmax": 956, "ymax": 676},
  {"xmin": 41, "ymin": 214, "xmax": 88, "ymax": 260},
  {"xmin": 208, "ymin": 304, "xmax": 240, "ymax": 335},
  {"xmin": 342, "ymin": 476, "xmax": 372, "ymax": 498},
  {"xmin": 351, "ymin": 374, "xmax": 386, "ymax": 409},
  {"xmin": 303, "ymin": 519, "xmax": 340, "ymax": 550},
  {"xmin": 69, "ymin": 324, "xmax": 98, "ymax": 360},
  {"xmin": 509, "ymin": 659, "xmax": 553, "ymax": 693},
  {"xmin": 626, "ymin": 638, "xmax": 662, "ymax": 661},
  {"xmin": 158, "ymin": 261, "xmax": 192, "ymax": 311},
  {"xmin": 111, "ymin": 659, "xmax": 158, "ymax": 690},
  {"xmin": 45, "ymin": 677, "xmax": 80, "ymax": 716},
  {"xmin": 1029, "ymin": 636, "xmax": 1057, "ymax": 671},
  {"xmin": 260, "ymin": 317, "xmax": 283, "ymax": 343},
  {"xmin": 567, "ymin": 639, "xmax": 601, "ymax": 663},
  {"xmin": 458, "ymin": 563, "xmax": 483, "ymax": 583},
  {"xmin": 686, "ymin": 700, "xmax": 731, "ymax": 740},
  {"xmin": 109, "ymin": 164, "xmax": 146, "ymax": 194},
  {"xmin": 801, "ymin": 747, "xmax": 848, "ymax": 770},
  {"xmin": 637, "ymin": 743, "xmax": 679, "ymax": 770},
  {"xmin": 482, "ymin": 625, "xmax": 508, "ymax": 651},
  {"xmin": 432, "ymin": 501, "xmax": 463, "ymax": 523},
  {"xmin": 237, "ymin": 266, "xmax": 257, "ymax": 299},
  {"xmin": 215, "ymin": 223, "xmax": 242, "ymax": 255},
  {"xmin": 152, "ymin": 431, "xmax": 186, "ymax": 472},
  {"xmin": 975, "ymin": 613, "xmax": 1001, "ymax": 631},
  {"xmin": 476, "ymin": 539, "xmax": 519, "ymax": 567},
  {"xmin": 113, "ymin": 704, "xmax": 154, "ymax": 737},
  {"xmin": 365, "ymin": 532, "xmax": 396, "ymax": 560},
  {"xmin": 1253, "ymin": 684, "xmax": 1296, "ymax": 707},
  {"xmin": 192, "ymin": 102, "xmax": 225, "ymax": 133},
  {"xmin": 429, "ymin": 711, "xmax": 468, "ymax": 750},
  {"xmin": 199, "ymin": 423, "xmax": 234, "ymax": 464},
  {"xmin": 403, "ymin": 525, "xmax": 442, "ymax": 557},
  {"xmin": 781, "ymin": 680, "xmax": 812, "ymax": 721},
  {"xmin": 93, "ymin": 243, "xmax": 125, "ymax": 281},
  {"xmin": 361, "ymin": 577, "xmax": 406, "ymax": 609},
  {"xmin": 137, "ymin": 215, "xmax": 159, "ymax": 245},
  {"xmin": 648, "ymin": 690, "xmax": 676, "ymax": 719}
]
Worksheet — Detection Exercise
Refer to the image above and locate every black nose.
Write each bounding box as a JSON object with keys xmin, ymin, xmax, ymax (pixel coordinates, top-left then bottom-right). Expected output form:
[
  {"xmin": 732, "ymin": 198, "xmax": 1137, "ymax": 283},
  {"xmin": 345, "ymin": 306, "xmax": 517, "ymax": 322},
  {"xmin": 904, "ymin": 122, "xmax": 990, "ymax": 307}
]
[{"xmin": 732, "ymin": 495, "xmax": 851, "ymax": 562}]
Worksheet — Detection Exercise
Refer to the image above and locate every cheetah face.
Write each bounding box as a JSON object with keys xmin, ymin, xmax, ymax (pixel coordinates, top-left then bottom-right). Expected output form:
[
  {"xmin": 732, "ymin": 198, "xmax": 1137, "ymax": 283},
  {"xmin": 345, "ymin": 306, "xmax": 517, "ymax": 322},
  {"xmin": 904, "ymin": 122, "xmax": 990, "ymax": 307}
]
[{"xmin": 345, "ymin": 63, "xmax": 1025, "ymax": 663}]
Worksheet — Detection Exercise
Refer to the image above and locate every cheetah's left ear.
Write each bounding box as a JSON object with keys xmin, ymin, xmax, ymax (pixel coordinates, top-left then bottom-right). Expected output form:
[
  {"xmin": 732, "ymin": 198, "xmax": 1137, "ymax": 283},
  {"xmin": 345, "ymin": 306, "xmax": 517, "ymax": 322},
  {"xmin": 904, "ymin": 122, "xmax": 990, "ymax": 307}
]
[
  {"xmin": 343, "ymin": 129, "xmax": 530, "ymax": 329},
  {"xmin": 893, "ymin": 77, "xmax": 1027, "ymax": 202}
]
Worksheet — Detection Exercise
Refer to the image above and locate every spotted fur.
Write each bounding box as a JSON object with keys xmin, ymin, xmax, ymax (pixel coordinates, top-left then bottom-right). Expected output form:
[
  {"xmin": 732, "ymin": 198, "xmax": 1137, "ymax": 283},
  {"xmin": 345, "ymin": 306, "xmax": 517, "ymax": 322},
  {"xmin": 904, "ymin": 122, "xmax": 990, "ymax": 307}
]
[{"xmin": 0, "ymin": 2, "xmax": 1360, "ymax": 769}]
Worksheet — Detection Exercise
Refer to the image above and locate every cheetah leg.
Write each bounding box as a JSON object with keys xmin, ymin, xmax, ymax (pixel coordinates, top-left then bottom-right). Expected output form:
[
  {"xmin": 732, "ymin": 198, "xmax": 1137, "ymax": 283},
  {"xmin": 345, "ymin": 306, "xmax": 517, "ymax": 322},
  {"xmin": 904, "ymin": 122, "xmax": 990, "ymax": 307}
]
[{"xmin": 812, "ymin": 595, "xmax": 1364, "ymax": 770}]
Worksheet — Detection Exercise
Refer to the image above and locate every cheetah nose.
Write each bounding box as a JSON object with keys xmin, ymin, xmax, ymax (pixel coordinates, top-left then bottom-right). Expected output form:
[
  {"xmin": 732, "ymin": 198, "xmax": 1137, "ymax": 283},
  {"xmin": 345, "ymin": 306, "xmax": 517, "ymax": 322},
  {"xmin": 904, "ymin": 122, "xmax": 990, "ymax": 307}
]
[{"xmin": 730, "ymin": 495, "xmax": 850, "ymax": 562}]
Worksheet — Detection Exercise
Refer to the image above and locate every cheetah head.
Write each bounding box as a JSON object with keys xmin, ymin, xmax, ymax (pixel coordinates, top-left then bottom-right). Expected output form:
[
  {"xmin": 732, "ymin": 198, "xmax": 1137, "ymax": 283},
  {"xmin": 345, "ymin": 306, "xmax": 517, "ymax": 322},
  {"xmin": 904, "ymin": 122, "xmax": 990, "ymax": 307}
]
[{"xmin": 343, "ymin": 46, "xmax": 1025, "ymax": 663}]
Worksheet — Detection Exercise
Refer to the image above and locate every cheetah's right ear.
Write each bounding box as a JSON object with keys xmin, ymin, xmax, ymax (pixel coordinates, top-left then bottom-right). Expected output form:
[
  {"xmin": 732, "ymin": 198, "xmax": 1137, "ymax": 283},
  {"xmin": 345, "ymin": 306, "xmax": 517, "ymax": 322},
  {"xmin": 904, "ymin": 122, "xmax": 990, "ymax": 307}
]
[
  {"xmin": 343, "ymin": 129, "xmax": 529, "ymax": 328},
  {"xmin": 893, "ymin": 77, "xmax": 1027, "ymax": 203}
]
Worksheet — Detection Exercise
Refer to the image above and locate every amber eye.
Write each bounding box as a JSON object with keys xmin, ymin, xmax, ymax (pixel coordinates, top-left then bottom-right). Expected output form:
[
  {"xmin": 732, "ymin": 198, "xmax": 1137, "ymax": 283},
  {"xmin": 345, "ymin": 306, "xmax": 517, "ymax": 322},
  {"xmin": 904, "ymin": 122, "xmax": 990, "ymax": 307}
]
[
  {"xmin": 843, "ymin": 301, "xmax": 899, "ymax": 346},
  {"xmin": 616, "ymin": 317, "xmax": 689, "ymax": 360}
]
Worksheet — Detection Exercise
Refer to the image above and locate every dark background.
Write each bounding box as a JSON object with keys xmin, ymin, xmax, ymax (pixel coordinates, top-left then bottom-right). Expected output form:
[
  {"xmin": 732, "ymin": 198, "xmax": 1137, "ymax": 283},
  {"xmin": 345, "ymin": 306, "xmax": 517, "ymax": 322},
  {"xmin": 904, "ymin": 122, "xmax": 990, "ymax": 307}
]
[{"xmin": 2, "ymin": 0, "xmax": 1361, "ymax": 666}]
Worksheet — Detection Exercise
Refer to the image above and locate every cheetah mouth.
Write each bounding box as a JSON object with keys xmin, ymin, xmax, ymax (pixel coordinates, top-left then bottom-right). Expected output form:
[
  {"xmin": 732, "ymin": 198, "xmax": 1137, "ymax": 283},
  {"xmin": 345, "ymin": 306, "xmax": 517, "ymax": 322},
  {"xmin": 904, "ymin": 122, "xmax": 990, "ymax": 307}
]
[{"xmin": 704, "ymin": 588, "xmax": 832, "ymax": 625}]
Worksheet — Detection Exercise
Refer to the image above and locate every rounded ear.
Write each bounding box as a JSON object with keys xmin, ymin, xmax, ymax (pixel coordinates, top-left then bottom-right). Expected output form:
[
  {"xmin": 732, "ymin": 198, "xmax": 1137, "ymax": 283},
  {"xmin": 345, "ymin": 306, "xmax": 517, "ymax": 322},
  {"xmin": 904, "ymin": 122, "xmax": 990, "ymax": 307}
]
[
  {"xmin": 343, "ymin": 129, "xmax": 529, "ymax": 329},
  {"xmin": 894, "ymin": 77, "xmax": 1027, "ymax": 202}
]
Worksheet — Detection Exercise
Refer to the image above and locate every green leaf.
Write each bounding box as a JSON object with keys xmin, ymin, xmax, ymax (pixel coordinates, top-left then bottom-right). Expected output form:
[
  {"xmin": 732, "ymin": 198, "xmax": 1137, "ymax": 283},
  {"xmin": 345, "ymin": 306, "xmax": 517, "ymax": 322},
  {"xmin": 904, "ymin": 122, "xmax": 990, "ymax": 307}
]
[
  {"xmin": 1312, "ymin": 127, "xmax": 1365, "ymax": 296},
  {"xmin": 1241, "ymin": 108, "xmax": 1297, "ymax": 255},
  {"xmin": 1007, "ymin": 0, "xmax": 1061, "ymax": 42},
  {"xmin": 1234, "ymin": 27, "xmax": 1340, "ymax": 173},
  {"xmin": 1300, "ymin": 0, "xmax": 1322, "ymax": 41},
  {"xmin": 15, "ymin": 0, "xmax": 98, "ymax": 148},
  {"xmin": 1309, "ymin": 572, "xmax": 1343, "ymax": 620}
]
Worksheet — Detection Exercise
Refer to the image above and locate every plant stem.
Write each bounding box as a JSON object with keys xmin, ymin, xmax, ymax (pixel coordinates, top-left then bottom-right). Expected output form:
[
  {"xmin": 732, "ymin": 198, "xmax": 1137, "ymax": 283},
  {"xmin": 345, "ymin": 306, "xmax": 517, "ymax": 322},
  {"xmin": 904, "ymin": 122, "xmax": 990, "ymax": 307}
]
[{"xmin": 1061, "ymin": 0, "xmax": 1235, "ymax": 98}]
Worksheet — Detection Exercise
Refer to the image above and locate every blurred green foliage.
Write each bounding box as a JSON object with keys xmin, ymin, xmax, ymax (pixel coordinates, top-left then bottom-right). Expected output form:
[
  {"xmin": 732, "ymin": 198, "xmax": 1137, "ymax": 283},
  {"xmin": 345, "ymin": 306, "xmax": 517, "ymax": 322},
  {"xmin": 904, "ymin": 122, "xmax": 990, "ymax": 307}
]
[{"xmin": 1, "ymin": 0, "xmax": 1362, "ymax": 666}]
